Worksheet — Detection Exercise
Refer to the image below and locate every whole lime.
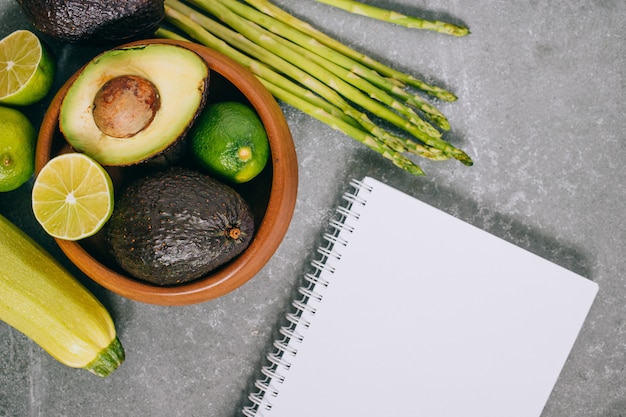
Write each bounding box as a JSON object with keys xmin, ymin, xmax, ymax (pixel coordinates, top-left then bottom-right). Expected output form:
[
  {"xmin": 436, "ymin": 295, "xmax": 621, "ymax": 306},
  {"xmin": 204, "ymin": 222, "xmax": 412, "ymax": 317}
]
[
  {"xmin": 189, "ymin": 101, "xmax": 270, "ymax": 183},
  {"xmin": 0, "ymin": 106, "xmax": 36, "ymax": 192}
]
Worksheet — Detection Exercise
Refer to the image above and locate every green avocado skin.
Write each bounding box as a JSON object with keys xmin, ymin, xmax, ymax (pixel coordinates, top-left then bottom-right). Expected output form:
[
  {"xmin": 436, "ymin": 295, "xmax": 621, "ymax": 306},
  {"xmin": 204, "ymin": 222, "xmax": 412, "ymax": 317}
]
[
  {"xmin": 105, "ymin": 167, "xmax": 255, "ymax": 286},
  {"xmin": 16, "ymin": 0, "xmax": 165, "ymax": 43}
]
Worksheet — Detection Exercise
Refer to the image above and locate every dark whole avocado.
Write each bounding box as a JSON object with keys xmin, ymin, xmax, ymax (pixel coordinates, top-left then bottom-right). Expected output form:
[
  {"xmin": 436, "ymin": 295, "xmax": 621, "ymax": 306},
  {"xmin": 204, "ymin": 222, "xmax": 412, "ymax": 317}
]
[
  {"xmin": 16, "ymin": 0, "xmax": 165, "ymax": 44},
  {"xmin": 105, "ymin": 167, "xmax": 256, "ymax": 286}
]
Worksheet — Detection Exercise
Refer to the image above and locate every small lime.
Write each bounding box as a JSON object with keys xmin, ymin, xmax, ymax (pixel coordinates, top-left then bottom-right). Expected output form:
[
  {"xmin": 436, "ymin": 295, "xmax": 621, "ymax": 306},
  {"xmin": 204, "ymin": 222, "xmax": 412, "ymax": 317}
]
[
  {"xmin": 32, "ymin": 153, "xmax": 114, "ymax": 241},
  {"xmin": 0, "ymin": 29, "xmax": 56, "ymax": 106},
  {"xmin": 189, "ymin": 101, "xmax": 270, "ymax": 183},
  {"xmin": 0, "ymin": 106, "xmax": 36, "ymax": 192}
]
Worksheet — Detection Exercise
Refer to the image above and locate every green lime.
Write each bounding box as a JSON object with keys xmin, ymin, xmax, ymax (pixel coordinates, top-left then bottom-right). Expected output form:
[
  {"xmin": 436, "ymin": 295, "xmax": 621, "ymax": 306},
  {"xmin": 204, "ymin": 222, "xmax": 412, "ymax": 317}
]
[
  {"xmin": 189, "ymin": 101, "xmax": 270, "ymax": 183},
  {"xmin": 32, "ymin": 153, "xmax": 114, "ymax": 241},
  {"xmin": 0, "ymin": 106, "xmax": 36, "ymax": 192},
  {"xmin": 0, "ymin": 29, "xmax": 56, "ymax": 106}
]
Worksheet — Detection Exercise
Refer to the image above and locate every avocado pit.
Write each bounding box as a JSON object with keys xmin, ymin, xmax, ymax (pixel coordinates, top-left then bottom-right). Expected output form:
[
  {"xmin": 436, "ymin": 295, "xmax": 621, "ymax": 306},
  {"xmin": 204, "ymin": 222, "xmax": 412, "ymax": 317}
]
[
  {"xmin": 59, "ymin": 43, "xmax": 210, "ymax": 166},
  {"xmin": 93, "ymin": 75, "xmax": 160, "ymax": 138}
]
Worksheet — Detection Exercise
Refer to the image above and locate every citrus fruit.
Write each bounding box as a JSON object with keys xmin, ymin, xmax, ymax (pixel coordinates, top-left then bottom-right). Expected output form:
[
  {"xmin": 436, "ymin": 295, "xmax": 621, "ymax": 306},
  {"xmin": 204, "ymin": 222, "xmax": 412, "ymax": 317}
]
[
  {"xmin": 32, "ymin": 153, "xmax": 114, "ymax": 241},
  {"xmin": 189, "ymin": 101, "xmax": 270, "ymax": 183},
  {"xmin": 0, "ymin": 106, "xmax": 36, "ymax": 192},
  {"xmin": 0, "ymin": 29, "xmax": 56, "ymax": 106}
]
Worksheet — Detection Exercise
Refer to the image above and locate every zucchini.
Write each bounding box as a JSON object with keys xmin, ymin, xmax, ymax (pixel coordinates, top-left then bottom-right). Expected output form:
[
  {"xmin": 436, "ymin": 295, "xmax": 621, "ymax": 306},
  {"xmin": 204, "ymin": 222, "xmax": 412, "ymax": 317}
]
[{"xmin": 0, "ymin": 214, "xmax": 124, "ymax": 377}]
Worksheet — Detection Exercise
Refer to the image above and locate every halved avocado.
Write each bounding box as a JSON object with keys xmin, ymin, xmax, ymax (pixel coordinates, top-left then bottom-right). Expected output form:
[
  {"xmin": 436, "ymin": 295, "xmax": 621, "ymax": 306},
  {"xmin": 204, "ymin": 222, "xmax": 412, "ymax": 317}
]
[{"xmin": 59, "ymin": 43, "xmax": 210, "ymax": 166}]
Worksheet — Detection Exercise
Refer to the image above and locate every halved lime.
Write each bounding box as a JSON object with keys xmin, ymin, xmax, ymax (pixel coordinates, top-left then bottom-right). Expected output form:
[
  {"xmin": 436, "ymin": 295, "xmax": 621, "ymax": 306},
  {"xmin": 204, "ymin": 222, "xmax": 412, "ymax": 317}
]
[
  {"xmin": 0, "ymin": 29, "xmax": 56, "ymax": 106},
  {"xmin": 32, "ymin": 153, "xmax": 114, "ymax": 241}
]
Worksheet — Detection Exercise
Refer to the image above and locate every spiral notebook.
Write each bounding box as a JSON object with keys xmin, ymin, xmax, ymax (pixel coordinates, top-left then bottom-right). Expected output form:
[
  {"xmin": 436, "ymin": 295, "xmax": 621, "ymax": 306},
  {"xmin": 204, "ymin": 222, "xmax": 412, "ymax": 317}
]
[{"xmin": 242, "ymin": 176, "xmax": 598, "ymax": 417}]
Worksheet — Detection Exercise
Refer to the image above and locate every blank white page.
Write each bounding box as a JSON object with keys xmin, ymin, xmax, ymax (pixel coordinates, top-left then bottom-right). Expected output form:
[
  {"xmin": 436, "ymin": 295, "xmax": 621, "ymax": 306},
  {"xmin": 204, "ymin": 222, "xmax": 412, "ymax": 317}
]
[{"xmin": 258, "ymin": 176, "xmax": 598, "ymax": 417}]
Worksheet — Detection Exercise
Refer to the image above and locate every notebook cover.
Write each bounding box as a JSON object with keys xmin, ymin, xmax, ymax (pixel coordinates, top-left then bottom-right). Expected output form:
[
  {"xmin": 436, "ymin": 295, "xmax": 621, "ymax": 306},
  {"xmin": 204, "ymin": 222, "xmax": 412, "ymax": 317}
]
[{"xmin": 248, "ymin": 176, "xmax": 598, "ymax": 417}]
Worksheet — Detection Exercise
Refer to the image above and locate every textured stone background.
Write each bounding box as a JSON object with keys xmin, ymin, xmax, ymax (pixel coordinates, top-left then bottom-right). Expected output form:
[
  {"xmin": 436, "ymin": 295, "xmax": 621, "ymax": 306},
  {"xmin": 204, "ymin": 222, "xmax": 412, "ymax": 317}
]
[{"xmin": 0, "ymin": 1, "xmax": 624, "ymax": 416}]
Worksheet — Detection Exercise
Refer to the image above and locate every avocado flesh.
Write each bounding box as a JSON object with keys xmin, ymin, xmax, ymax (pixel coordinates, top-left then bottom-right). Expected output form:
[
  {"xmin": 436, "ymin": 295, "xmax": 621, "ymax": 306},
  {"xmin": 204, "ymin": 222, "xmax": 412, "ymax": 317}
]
[
  {"xmin": 59, "ymin": 44, "xmax": 209, "ymax": 166},
  {"xmin": 17, "ymin": 0, "xmax": 165, "ymax": 44},
  {"xmin": 105, "ymin": 167, "xmax": 256, "ymax": 286}
]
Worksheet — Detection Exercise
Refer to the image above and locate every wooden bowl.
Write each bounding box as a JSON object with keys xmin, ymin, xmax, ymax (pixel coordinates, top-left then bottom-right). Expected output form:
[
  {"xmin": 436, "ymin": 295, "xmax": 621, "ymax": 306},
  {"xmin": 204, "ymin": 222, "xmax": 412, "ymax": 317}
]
[{"xmin": 35, "ymin": 39, "xmax": 298, "ymax": 306}]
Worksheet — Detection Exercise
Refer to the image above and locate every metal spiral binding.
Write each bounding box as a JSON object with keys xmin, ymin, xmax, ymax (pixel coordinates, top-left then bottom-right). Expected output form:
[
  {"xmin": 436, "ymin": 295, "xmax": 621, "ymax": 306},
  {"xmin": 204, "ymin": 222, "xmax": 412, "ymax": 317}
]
[
  {"xmin": 273, "ymin": 338, "xmax": 298, "ymax": 357},
  {"xmin": 303, "ymin": 272, "xmax": 330, "ymax": 289},
  {"xmin": 242, "ymin": 179, "xmax": 372, "ymax": 417},
  {"xmin": 323, "ymin": 232, "xmax": 349, "ymax": 248}
]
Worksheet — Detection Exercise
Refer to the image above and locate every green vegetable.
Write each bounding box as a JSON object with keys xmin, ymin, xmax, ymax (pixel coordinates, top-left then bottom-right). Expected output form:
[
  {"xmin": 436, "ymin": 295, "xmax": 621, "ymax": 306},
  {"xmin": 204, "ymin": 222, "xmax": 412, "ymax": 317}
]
[
  {"xmin": 160, "ymin": 0, "xmax": 473, "ymax": 175},
  {"xmin": 240, "ymin": 0, "xmax": 458, "ymax": 101},
  {"xmin": 155, "ymin": 23, "xmax": 434, "ymax": 177},
  {"xmin": 312, "ymin": 0, "xmax": 470, "ymax": 37},
  {"xmin": 0, "ymin": 214, "xmax": 124, "ymax": 377}
]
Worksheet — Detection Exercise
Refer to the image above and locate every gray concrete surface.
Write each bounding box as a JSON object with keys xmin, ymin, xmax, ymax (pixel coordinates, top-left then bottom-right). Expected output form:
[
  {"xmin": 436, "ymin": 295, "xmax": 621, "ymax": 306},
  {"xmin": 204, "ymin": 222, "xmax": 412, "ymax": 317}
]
[{"xmin": 1, "ymin": 1, "xmax": 625, "ymax": 416}]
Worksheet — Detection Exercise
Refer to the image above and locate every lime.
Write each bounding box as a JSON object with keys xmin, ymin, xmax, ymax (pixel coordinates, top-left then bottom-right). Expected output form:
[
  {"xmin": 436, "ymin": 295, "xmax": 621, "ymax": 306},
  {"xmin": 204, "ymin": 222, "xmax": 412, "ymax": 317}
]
[
  {"xmin": 0, "ymin": 29, "xmax": 56, "ymax": 106},
  {"xmin": 32, "ymin": 153, "xmax": 114, "ymax": 241},
  {"xmin": 189, "ymin": 101, "xmax": 270, "ymax": 183},
  {"xmin": 0, "ymin": 106, "xmax": 36, "ymax": 192}
]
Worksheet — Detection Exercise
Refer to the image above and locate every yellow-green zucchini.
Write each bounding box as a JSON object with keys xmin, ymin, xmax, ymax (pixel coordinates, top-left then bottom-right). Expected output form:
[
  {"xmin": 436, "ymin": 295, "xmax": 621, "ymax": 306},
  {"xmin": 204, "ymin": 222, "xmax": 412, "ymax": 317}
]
[{"xmin": 0, "ymin": 214, "xmax": 124, "ymax": 377}]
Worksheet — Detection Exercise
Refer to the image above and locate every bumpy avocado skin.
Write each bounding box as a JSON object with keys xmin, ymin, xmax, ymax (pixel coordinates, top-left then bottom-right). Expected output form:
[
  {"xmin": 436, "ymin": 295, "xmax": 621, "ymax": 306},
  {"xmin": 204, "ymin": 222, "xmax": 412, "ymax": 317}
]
[
  {"xmin": 17, "ymin": 0, "xmax": 165, "ymax": 44},
  {"xmin": 105, "ymin": 167, "xmax": 255, "ymax": 285}
]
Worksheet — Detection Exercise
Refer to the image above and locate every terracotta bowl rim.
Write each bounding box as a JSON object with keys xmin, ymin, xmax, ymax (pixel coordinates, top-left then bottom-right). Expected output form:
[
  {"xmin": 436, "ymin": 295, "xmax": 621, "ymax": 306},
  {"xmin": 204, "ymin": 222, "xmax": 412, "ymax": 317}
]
[{"xmin": 34, "ymin": 39, "xmax": 298, "ymax": 306}]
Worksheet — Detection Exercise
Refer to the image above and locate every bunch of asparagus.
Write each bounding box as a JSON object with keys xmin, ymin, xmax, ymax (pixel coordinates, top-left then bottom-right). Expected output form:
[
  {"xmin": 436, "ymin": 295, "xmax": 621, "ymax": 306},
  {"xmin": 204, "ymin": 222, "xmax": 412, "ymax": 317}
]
[{"xmin": 159, "ymin": 0, "xmax": 472, "ymax": 176}]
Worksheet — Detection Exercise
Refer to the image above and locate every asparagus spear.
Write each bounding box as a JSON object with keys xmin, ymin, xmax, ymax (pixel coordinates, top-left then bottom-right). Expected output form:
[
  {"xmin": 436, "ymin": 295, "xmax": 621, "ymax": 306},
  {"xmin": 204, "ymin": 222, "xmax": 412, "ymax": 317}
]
[
  {"xmin": 162, "ymin": 0, "xmax": 470, "ymax": 173},
  {"xmin": 155, "ymin": 27, "xmax": 188, "ymax": 41},
  {"xmin": 165, "ymin": 0, "xmax": 389, "ymax": 141},
  {"xmin": 241, "ymin": 0, "xmax": 459, "ymax": 101},
  {"xmin": 264, "ymin": 80, "xmax": 427, "ymax": 176},
  {"xmin": 248, "ymin": 18, "xmax": 443, "ymax": 139},
  {"xmin": 181, "ymin": 0, "xmax": 471, "ymax": 165},
  {"xmin": 162, "ymin": 4, "xmax": 443, "ymax": 173},
  {"xmin": 166, "ymin": 0, "xmax": 449, "ymax": 160},
  {"xmin": 212, "ymin": 0, "xmax": 450, "ymax": 131},
  {"xmin": 164, "ymin": 4, "xmax": 361, "ymax": 130},
  {"xmin": 313, "ymin": 0, "xmax": 469, "ymax": 37},
  {"xmin": 266, "ymin": 33, "xmax": 441, "ymax": 138}
]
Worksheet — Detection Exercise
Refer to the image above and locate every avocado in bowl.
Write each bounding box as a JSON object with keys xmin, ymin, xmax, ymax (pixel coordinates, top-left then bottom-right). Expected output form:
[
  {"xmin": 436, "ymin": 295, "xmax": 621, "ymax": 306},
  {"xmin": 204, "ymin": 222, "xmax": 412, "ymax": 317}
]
[
  {"xmin": 35, "ymin": 39, "xmax": 298, "ymax": 306},
  {"xmin": 59, "ymin": 42, "xmax": 209, "ymax": 166}
]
